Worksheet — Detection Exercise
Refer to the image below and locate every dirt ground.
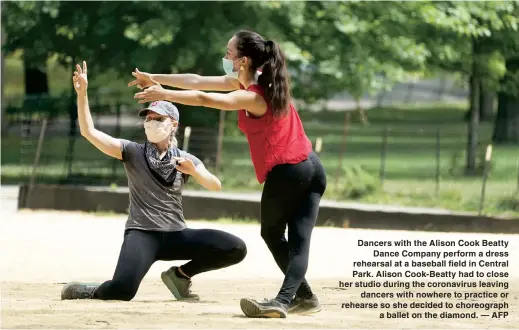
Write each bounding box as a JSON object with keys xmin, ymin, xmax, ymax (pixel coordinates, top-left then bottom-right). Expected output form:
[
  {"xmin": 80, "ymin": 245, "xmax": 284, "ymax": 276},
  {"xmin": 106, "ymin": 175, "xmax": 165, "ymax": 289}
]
[{"xmin": 1, "ymin": 208, "xmax": 518, "ymax": 329}]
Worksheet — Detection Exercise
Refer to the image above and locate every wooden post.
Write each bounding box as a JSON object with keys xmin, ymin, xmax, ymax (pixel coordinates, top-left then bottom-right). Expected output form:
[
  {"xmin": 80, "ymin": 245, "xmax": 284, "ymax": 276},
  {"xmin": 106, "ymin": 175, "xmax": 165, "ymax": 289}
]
[
  {"xmin": 315, "ymin": 137, "xmax": 323, "ymax": 154},
  {"xmin": 183, "ymin": 126, "xmax": 192, "ymax": 152},
  {"xmin": 478, "ymin": 144, "xmax": 493, "ymax": 216}
]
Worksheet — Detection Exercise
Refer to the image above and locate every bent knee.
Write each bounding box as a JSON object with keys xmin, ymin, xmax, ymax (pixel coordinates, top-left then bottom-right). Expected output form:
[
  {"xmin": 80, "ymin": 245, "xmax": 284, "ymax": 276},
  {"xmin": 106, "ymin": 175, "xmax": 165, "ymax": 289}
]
[{"xmin": 227, "ymin": 239, "xmax": 247, "ymax": 263}]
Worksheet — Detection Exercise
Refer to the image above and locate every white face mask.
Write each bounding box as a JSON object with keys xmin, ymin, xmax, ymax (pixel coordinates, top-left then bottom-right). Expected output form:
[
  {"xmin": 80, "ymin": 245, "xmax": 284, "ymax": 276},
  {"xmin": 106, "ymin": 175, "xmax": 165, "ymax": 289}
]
[{"xmin": 143, "ymin": 118, "xmax": 173, "ymax": 143}]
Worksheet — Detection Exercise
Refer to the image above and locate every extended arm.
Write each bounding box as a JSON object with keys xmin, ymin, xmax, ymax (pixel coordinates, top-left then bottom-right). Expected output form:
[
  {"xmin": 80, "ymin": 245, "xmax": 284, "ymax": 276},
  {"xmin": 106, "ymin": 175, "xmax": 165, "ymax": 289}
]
[
  {"xmin": 129, "ymin": 68, "xmax": 241, "ymax": 92},
  {"xmin": 74, "ymin": 62, "xmax": 122, "ymax": 160},
  {"xmin": 152, "ymin": 74, "xmax": 241, "ymax": 91},
  {"xmin": 135, "ymin": 86, "xmax": 268, "ymax": 117}
]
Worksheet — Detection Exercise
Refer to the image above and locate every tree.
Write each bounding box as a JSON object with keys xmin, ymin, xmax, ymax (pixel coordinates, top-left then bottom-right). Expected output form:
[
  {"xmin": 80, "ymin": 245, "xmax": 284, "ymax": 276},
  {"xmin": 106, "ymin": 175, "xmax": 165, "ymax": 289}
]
[
  {"xmin": 1, "ymin": 24, "xmax": 7, "ymax": 137},
  {"xmin": 491, "ymin": 3, "xmax": 519, "ymax": 145},
  {"xmin": 3, "ymin": 1, "xmax": 306, "ymax": 167},
  {"xmin": 493, "ymin": 56, "xmax": 519, "ymax": 144},
  {"xmin": 283, "ymin": 1, "xmax": 429, "ymax": 119},
  {"xmin": 418, "ymin": 1, "xmax": 518, "ymax": 173},
  {"xmin": 1, "ymin": 1, "xmax": 59, "ymax": 121}
]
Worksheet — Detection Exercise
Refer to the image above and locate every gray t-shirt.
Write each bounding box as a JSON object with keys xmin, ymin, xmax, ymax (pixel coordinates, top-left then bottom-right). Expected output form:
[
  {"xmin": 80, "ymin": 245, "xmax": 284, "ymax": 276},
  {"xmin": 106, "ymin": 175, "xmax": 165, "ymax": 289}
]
[{"xmin": 119, "ymin": 139, "xmax": 202, "ymax": 232}]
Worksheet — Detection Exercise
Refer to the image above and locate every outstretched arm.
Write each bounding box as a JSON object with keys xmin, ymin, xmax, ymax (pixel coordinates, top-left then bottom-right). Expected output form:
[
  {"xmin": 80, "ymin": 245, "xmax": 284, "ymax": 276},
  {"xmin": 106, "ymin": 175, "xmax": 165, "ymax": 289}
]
[
  {"xmin": 128, "ymin": 68, "xmax": 241, "ymax": 92},
  {"xmin": 73, "ymin": 61, "xmax": 122, "ymax": 160},
  {"xmin": 134, "ymin": 80, "xmax": 268, "ymax": 117}
]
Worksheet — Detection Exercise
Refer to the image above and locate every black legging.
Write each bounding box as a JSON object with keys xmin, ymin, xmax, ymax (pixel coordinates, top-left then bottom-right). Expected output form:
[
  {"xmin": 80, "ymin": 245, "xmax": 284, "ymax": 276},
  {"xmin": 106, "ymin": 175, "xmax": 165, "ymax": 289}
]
[
  {"xmin": 260, "ymin": 151, "xmax": 327, "ymax": 305},
  {"xmin": 94, "ymin": 228, "xmax": 247, "ymax": 301}
]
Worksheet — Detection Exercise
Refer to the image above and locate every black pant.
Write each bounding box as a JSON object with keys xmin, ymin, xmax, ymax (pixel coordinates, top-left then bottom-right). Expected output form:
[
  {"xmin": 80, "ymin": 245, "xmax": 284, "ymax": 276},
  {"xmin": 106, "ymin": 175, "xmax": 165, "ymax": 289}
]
[
  {"xmin": 94, "ymin": 228, "xmax": 247, "ymax": 301},
  {"xmin": 260, "ymin": 151, "xmax": 327, "ymax": 305}
]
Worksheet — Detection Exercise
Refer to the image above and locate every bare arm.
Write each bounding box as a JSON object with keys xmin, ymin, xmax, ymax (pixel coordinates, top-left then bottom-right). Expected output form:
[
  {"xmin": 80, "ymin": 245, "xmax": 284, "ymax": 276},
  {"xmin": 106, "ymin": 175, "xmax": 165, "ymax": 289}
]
[
  {"xmin": 190, "ymin": 163, "xmax": 222, "ymax": 191},
  {"xmin": 129, "ymin": 68, "xmax": 241, "ymax": 91},
  {"xmin": 74, "ymin": 62, "xmax": 122, "ymax": 160},
  {"xmin": 77, "ymin": 94, "xmax": 122, "ymax": 160},
  {"xmin": 134, "ymin": 86, "xmax": 268, "ymax": 117},
  {"xmin": 174, "ymin": 157, "xmax": 221, "ymax": 191},
  {"xmin": 152, "ymin": 74, "xmax": 241, "ymax": 91}
]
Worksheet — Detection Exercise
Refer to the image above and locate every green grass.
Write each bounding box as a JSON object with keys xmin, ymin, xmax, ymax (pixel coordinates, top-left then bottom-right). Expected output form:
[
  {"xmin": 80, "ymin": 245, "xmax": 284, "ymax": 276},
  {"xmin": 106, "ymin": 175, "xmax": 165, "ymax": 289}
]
[
  {"xmin": 2, "ymin": 54, "xmax": 519, "ymax": 217},
  {"xmin": 3, "ymin": 104, "xmax": 518, "ymax": 217}
]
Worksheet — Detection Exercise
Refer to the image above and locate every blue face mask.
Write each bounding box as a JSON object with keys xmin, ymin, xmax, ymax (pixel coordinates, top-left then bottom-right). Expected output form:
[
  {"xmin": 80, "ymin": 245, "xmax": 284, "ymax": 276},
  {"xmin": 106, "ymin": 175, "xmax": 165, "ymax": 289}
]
[{"xmin": 222, "ymin": 58, "xmax": 239, "ymax": 78}]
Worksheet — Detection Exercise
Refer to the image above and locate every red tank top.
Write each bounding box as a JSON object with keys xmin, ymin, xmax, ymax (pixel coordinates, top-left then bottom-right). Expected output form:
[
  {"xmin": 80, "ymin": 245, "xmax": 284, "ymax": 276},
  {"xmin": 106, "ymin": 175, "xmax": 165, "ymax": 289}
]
[{"xmin": 238, "ymin": 84, "xmax": 312, "ymax": 183}]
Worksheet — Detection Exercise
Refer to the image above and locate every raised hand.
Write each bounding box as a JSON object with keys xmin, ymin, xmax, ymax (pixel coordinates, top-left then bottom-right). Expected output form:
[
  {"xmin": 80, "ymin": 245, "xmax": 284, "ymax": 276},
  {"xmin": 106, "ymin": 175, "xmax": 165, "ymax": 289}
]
[
  {"xmin": 174, "ymin": 157, "xmax": 197, "ymax": 176},
  {"xmin": 134, "ymin": 78, "xmax": 169, "ymax": 104},
  {"xmin": 72, "ymin": 61, "xmax": 88, "ymax": 95},
  {"xmin": 128, "ymin": 68, "xmax": 154, "ymax": 90}
]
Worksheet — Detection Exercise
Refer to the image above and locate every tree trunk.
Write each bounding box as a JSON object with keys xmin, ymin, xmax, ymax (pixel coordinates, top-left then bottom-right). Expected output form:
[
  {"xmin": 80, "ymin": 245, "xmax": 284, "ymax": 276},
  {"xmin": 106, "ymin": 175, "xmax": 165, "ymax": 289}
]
[
  {"xmin": 335, "ymin": 111, "xmax": 351, "ymax": 186},
  {"xmin": 466, "ymin": 71, "xmax": 480, "ymax": 175},
  {"xmin": 355, "ymin": 97, "xmax": 369, "ymax": 126},
  {"xmin": 1, "ymin": 26, "xmax": 6, "ymax": 137},
  {"xmin": 23, "ymin": 56, "xmax": 49, "ymax": 98},
  {"xmin": 492, "ymin": 56, "xmax": 519, "ymax": 145},
  {"xmin": 22, "ymin": 53, "xmax": 49, "ymax": 156},
  {"xmin": 479, "ymin": 85, "xmax": 495, "ymax": 122},
  {"xmin": 492, "ymin": 92, "xmax": 519, "ymax": 144},
  {"xmin": 464, "ymin": 80, "xmax": 495, "ymax": 122}
]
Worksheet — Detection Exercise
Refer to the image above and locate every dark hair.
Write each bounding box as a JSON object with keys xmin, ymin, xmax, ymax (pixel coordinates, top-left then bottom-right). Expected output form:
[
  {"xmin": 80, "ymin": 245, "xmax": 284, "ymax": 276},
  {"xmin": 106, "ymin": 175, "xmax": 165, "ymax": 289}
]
[{"xmin": 234, "ymin": 30, "xmax": 291, "ymax": 117}]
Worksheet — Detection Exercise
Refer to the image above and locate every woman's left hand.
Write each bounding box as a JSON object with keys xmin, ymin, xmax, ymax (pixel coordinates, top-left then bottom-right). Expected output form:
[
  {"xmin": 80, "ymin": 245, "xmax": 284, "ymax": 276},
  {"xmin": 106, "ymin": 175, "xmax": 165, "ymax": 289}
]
[
  {"xmin": 174, "ymin": 157, "xmax": 197, "ymax": 176},
  {"xmin": 134, "ymin": 79, "xmax": 169, "ymax": 104}
]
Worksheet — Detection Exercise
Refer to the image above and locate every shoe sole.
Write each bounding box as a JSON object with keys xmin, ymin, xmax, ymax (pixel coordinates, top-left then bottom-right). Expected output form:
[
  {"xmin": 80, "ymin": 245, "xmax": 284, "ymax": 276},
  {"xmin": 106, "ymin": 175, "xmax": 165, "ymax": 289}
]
[
  {"xmin": 240, "ymin": 298, "xmax": 287, "ymax": 318},
  {"xmin": 160, "ymin": 272, "xmax": 199, "ymax": 301},
  {"xmin": 289, "ymin": 305, "xmax": 322, "ymax": 315}
]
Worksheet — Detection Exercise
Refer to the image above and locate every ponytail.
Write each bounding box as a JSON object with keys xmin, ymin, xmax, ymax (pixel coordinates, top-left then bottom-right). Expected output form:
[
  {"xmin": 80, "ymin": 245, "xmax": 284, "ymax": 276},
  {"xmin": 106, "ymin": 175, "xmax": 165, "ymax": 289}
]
[
  {"xmin": 234, "ymin": 30, "xmax": 292, "ymax": 117},
  {"xmin": 257, "ymin": 40, "xmax": 291, "ymax": 117}
]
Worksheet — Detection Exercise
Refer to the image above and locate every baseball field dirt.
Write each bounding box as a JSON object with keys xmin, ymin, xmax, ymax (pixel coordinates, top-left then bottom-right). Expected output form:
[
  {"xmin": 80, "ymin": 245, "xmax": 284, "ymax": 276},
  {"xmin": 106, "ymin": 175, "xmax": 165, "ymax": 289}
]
[{"xmin": 1, "ymin": 209, "xmax": 518, "ymax": 329}]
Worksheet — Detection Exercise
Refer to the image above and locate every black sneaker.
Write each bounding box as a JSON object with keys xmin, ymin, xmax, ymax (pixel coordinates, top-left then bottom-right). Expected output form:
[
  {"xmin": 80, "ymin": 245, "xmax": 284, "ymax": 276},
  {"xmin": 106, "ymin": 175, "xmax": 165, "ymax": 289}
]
[
  {"xmin": 288, "ymin": 294, "xmax": 322, "ymax": 314},
  {"xmin": 61, "ymin": 282, "xmax": 99, "ymax": 300},
  {"xmin": 240, "ymin": 298, "xmax": 288, "ymax": 318}
]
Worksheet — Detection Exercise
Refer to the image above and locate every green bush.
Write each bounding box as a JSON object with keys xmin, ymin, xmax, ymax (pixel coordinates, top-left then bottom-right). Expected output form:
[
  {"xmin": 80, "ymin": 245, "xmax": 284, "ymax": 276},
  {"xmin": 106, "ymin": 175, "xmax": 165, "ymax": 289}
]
[
  {"xmin": 332, "ymin": 165, "xmax": 380, "ymax": 199},
  {"xmin": 447, "ymin": 146, "xmax": 494, "ymax": 177},
  {"xmin": 496, "ymin": 194, "xmax": 519, "ymax": 213}
]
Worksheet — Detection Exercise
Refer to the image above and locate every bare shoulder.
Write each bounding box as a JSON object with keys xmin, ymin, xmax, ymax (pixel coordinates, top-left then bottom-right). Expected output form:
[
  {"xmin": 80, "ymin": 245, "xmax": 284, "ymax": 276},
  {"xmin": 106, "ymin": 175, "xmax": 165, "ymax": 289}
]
[
  {"xmin": 230, "ymin": 89, "xmax": 267, "ymax": 115},
  {"xmin": 222, "ymin": 75, "xmax": 242, "ymax": 90}
]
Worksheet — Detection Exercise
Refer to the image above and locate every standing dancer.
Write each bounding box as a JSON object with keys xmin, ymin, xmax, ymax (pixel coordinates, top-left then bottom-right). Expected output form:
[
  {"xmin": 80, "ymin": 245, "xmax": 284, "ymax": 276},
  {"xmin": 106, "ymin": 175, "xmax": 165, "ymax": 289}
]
[
  {"xmin": 130, "ymin": 30, "xmax": 327, "ymax": 318},
  {"xmin": 61, "ymin": 61, "xmax": 247, "ymax": 302}
]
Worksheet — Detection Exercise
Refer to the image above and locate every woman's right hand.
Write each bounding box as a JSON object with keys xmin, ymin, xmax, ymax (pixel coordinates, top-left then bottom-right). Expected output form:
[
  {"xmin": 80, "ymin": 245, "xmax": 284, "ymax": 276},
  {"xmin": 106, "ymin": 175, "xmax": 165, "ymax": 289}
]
[
  {"xmin": 128, "ymin": 68, "xmax": 154, "ymax": 90},
  {"xmin": 72, "ymin": 61, "xmax": 88, "ymax": 95}
]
